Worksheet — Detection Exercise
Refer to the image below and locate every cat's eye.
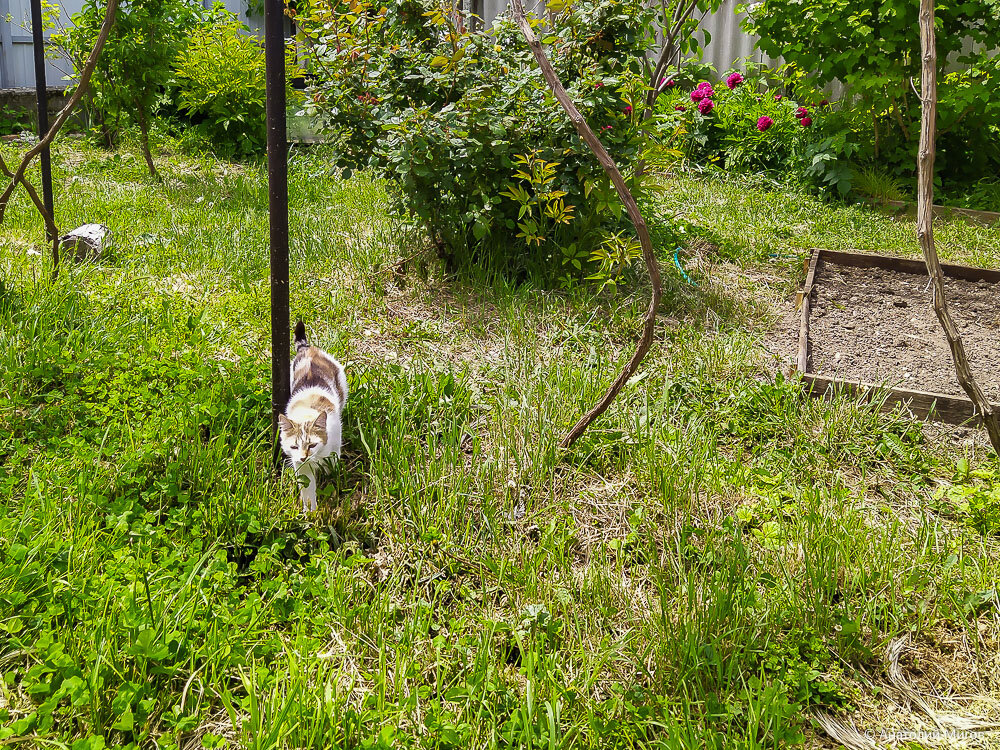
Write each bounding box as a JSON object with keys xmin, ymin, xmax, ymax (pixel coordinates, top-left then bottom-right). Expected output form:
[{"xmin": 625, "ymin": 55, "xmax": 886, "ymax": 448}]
[
  {"xmin": 308, "ymin": 442, "xmax": 318, "ymax": 449},
  {"xmin": 290, "ymin": 444, "xmax": 299, "ymax": 449}
]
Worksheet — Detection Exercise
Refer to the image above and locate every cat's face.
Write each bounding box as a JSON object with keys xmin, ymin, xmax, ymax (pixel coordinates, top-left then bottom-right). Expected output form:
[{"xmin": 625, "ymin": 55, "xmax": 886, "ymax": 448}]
[{"xmin": 278, "ymin": 412, "xmax": 327, "ymax": 465}]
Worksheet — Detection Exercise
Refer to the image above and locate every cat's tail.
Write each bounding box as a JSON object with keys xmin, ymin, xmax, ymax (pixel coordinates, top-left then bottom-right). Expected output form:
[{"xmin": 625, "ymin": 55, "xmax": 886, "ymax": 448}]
[{"xmin": 294, "ymin": 321, "xmax": 309, "ymax": 352}]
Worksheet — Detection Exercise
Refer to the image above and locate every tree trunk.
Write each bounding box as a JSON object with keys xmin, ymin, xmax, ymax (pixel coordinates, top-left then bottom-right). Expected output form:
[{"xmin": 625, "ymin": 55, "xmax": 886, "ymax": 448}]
[
  {"xmin": 135, "ymin": 105, "xmax": 159, "ymax": 180},
  {"xmin": 509, "ymin": 0, "xmax": 663, "ymax": 450},
  {"xmin": 917, "ymin": 0, "xmax": 1000, "ymax": 454}
]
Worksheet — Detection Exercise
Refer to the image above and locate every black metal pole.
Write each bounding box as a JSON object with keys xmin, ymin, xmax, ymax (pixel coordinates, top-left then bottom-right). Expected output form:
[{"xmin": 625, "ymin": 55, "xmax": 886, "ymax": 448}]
[
  {"xmin": 29, "ymin": 0, "xmax": 55, "ymax": 241},
  {"xmin": 265, "ymin": 0, "xmax": 290, "ymax": 461}
]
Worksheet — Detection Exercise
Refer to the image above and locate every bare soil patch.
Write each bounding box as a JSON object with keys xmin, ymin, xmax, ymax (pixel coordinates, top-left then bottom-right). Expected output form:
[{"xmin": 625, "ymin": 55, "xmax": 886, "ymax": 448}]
[{"xmin": 809, "ymin": 262, "xmax": 1000, "ymax": 401}]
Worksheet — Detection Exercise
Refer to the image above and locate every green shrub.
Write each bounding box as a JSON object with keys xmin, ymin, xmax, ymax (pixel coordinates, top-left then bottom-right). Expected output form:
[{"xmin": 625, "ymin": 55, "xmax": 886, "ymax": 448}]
[
  {"xmin": 940, "ymin": 177, "xmax": 1000, "ymax": 213},
  {"xmin": 935, "ymin": 463, "xmax": 1000, "ymax": 536},
  {"xmin": 740, "ymin": 0, "xmax": 1000, "ymax": 185},
  {"xmin": 172, "ymin": 10, "xmax": 301, "ymax": 158},
  {"xmin": 298, "ymin": 0, "xmax": 665, "ymax": 281},
  {"xmin": 54, "ymin": 0, "xmax": 200, "ymax": 176}
]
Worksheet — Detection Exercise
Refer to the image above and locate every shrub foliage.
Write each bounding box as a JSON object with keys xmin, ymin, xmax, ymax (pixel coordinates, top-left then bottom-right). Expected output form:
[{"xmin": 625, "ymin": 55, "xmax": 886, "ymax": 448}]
[
  {"xmin": 299, "ymin": 0, "xmax": 665, "ymax": 278},
  {"xmin": 172, "ymin": 10, "xmax": 301, "ymax": 158},
  {"xmin": 740, "ymin": 0, "xmax": 1000, "ymax": 183}
]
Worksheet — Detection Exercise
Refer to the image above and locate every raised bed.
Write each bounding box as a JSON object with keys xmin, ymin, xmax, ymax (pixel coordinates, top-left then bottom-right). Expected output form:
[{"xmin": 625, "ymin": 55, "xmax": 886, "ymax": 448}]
[{"xmin": 798, "ymin": 248, "xmax": 1000, "ymax": 424}]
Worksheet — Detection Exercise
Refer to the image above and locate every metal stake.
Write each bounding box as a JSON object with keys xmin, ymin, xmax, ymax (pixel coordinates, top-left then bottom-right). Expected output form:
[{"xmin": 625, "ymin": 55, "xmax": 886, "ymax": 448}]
[
  {"xmin": 265, "ymin": 0, "xmax": 290, "ymax": 461},
  {"xmin": 29, "ymin": 0, "xmax": 55, "ymax": 244}
]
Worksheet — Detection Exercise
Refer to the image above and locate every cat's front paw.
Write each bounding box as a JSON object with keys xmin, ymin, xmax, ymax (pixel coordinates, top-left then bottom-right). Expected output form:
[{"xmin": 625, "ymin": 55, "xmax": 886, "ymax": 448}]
[{"xmin": 301, "ymin": 491, "xmax": 318, "ymax": 513}]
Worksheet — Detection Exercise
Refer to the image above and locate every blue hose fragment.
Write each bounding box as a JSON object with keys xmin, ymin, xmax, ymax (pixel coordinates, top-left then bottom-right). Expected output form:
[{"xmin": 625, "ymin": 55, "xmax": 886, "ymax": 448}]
[{"xmin": 673, "ymin": 247, "xmax": 696, "ymax": 285}]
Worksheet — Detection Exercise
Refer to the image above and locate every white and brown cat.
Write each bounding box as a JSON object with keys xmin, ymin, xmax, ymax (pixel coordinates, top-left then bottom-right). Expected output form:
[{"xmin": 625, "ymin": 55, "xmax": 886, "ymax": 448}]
[{"xmin": 278, "ymin": 321, "xmax": 348, "ymax": 512}]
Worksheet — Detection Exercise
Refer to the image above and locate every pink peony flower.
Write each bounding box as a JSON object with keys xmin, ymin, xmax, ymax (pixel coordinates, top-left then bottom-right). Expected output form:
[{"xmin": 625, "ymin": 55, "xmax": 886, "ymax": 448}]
[
  {"xmin": 690, "ymin": 88, "xmax": 706, "ymax": 102},
  {"xmin": 800, "ymin": 116, "xmax": 812, "ymax": 127},
  {"xmin": 674, "ymin": 105, "xmax": 686, "ymax": 111},
  {"xmin": 697, "ymin": 82, "xmax": 716, "ymax": 98},
  {"xmin": 660, "ymin": 77, "xmax": 675, "ymax": 88},
  {"xmin": 623, "ymin": 105, "xmax": 633, "ymax": 115},
  {"xmin": 725, "ymin": 72, "xmax": 744, "ymax": 89},
  {"xmin": 757, "ymin": 116, "xmax": 774, "ymax": 131},
  {"xmin": 795, "ymin": 106, "xmax": 809, "ymax": 119},
  {"xmin": 697, "ymin": 98, "xmax": 714, "ymax": 114},
  {"xmin": 773, "ymin": 94, "xmax": 782, "ymax": 101}
]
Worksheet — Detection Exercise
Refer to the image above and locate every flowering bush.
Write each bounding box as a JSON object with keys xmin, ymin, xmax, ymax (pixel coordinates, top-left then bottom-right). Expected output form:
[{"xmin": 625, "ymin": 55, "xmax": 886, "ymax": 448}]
[
  {"xmin": 298, "ymin": 0, "xmax": 659, "ymax": 279},
  {"xmin": 656, "ymin": 67, "xmax": 824, "ymax": 171}
]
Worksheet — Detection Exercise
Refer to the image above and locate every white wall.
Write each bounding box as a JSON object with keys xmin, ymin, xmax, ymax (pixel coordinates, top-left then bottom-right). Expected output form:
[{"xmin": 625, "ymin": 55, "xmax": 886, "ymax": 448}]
[
  {"xmin": 479, "ymin": 0, "xmax": 770, "ymax": 73},
  {"xmin": 697, "ymin": 0, "xmax": 778, "ymax": 73}
]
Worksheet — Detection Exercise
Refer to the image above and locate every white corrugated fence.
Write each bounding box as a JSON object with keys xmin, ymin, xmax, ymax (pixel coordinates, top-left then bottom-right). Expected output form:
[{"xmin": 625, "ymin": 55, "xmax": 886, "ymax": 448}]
[{"xmin": 480, "ymin": 0, "xmax": 771, "ymax": 73}]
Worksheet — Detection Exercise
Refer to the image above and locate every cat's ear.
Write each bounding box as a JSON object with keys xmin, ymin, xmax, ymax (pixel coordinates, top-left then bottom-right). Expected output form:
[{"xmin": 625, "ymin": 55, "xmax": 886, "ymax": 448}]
[
  {"xmin": 278, "ymin": 415, "xmax": 295, "ymax": 435},
  {"xmin": 312, "ymin": 411, "xmax": 328, "ymax": 432}
]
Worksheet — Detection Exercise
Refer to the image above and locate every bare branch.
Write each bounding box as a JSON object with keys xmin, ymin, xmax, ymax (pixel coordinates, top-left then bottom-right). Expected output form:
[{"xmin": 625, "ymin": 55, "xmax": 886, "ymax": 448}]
[
  {"xmin": 917, "ymin": 0, "xmax": 1000, "ymax": 454},
  {"xmin": 647, "ymin": 0, "xmax": 698, "ymax": 110},
  {"xmin": 635, "ymin": 1, "xmax": 698, "ymax": 178},
  {"xmin": 509, "ymin": 0, "xmax": 663, "ymax": 450},
  {"xmin": 0, "ymin": 151, "xmax": 58, "ymax": 245}
]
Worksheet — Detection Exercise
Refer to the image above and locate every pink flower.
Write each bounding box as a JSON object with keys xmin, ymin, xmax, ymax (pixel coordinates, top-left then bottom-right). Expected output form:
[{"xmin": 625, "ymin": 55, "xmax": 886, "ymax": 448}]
[
  {"xmin": 660, "ymin": 77, "xmax": 675, "ymax": 88},
  {"xmin": 795, "ymin": 106, "xmax": 809, "ymax": 119},
  {"xmin": 697, "ymin": 98, "xmax": 714, "ymax": 114},
  {"xmin": 800, "ymin": 116, "xmax": 812, "ymax": 127},
  {"xmin": 602, "ymin": 124, "xmax": 613, "ymax": 131},
  {"xmin": 623, "ymin": 105, "xmax": 633, "ymax": 115},
  {"xmin": 756, "ymin": 116, "xmax": 774, "ymax": 131},
  {"xmin": 594, "ymin": 81, "xmax": 605, "ymax": 88},
  {"xmin": 725, "ymin": 72, "xmax": 744, "ymax": 89},
  {"xmin": 697, "ymin": 82, "xmax": 716, "ymax": 98},
  {"xmin": 690, "ymin": 88, "xmax": 706, "ymax": 102},
  {"xmin": 674, "ymin": 105, "xmax": 686, "ymax": 111},
  {"xmin": 773, "ymin": 94, "xmax": 782, "ymax": 101}
]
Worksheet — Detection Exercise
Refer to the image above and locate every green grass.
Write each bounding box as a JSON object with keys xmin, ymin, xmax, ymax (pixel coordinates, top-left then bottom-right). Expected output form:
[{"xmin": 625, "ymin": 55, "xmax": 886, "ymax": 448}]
[{"xmin": 2, "ymin": 142, "xmax": 1000, "ymax": 749}]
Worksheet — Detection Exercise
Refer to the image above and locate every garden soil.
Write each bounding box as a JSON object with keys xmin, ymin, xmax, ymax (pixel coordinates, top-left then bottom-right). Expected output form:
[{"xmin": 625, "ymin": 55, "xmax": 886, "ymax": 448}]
[{"xmin": 807, "ymin": 262, "xmax": 1000, "ymax": 402}]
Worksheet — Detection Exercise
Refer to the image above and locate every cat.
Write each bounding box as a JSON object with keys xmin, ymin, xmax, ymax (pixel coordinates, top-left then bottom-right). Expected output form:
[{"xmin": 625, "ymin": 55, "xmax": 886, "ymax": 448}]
[{"xmin": 278, "ymin": 321, "xmax": 348, "ymax": 512}]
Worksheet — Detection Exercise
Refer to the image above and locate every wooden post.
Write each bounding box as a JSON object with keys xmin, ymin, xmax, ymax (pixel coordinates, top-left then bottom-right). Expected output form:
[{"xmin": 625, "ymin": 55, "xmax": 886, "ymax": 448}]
[
  {"xmin": 265, "ymin": 0, "xmax": 290, "ymax": 461},
  {"xmin": 917, "ymin": 0, "xmax": 1000, "ymax": 454}
]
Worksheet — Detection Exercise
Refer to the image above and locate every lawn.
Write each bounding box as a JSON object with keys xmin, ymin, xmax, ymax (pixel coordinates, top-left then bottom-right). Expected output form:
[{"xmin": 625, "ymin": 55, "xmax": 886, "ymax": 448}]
[{"xmin": 2, "ymin": 142, "xmax": 1000, "ymax": 749}]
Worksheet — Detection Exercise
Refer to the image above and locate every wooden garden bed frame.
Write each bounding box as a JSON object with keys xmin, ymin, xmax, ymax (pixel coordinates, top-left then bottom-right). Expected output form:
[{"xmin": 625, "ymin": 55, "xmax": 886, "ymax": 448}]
[{"xmin": 797, "ymin": 248, "xmax": 1000, "ymax": 425}]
